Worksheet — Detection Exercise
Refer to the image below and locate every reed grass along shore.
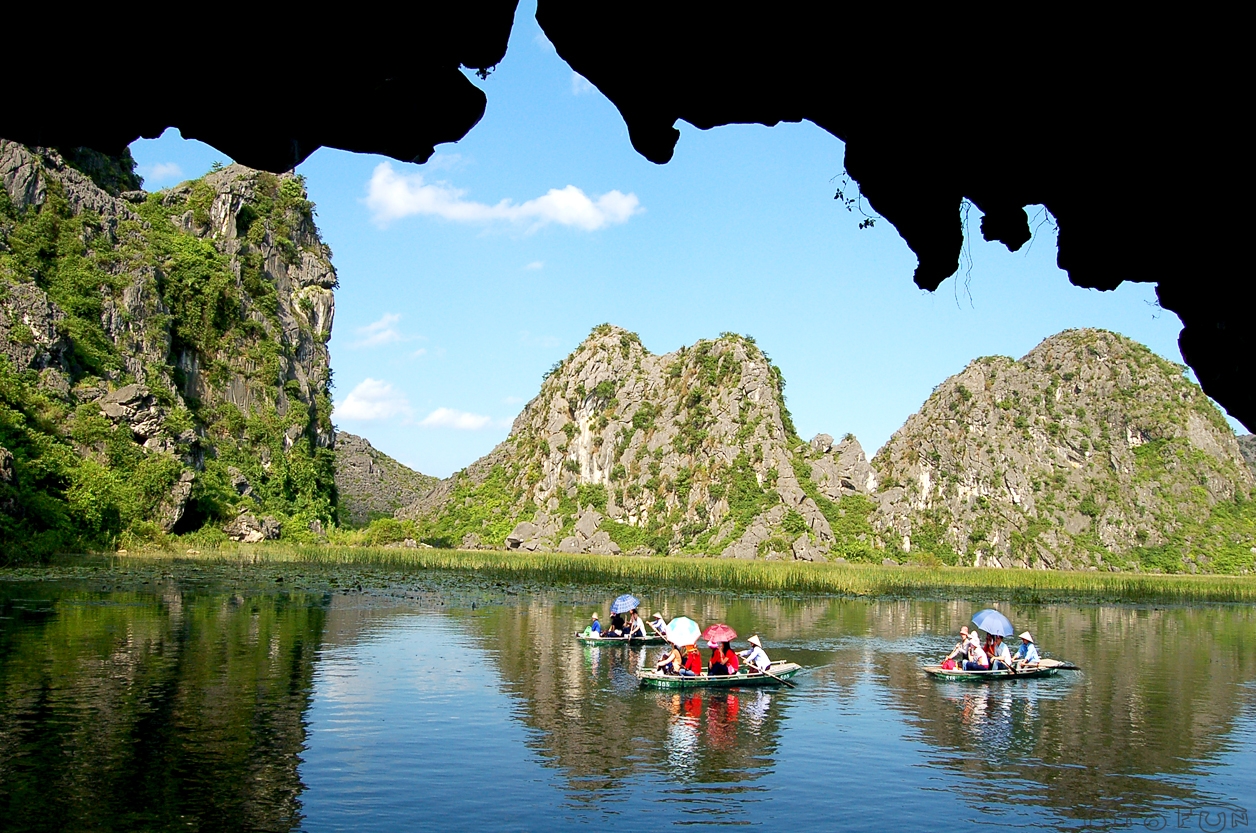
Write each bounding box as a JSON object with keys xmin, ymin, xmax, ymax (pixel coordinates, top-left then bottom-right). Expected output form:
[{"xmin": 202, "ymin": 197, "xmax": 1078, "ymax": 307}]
[{"xmin": 104, "ymin": 545, "xmax": 1256, "ymax": 605}]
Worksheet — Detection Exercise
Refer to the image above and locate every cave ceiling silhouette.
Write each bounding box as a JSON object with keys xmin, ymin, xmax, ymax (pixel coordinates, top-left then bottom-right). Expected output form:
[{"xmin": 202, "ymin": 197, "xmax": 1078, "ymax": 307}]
[{"xmin": 4, "ymin": 2, "xmax": 1247, "ymax": 431}]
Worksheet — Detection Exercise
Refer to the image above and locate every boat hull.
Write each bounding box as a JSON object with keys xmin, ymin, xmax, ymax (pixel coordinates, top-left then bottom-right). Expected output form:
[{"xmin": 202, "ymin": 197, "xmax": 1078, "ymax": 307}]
[
  {"xmin": 638, "ymin": 662, "xmax": 802, "ymax": 689},
  {"xmin": 924, "ymin": 665, "xmax": 1060, "ymax": 681},
  {"xmin": 576, "ymin": 633, "xmax": 668, "ymax": 646}
]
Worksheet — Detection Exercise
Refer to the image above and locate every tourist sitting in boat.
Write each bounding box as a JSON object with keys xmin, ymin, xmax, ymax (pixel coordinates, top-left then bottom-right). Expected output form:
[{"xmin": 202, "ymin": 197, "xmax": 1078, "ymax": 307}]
[
  {"xmin": 709, "ymin": 642, "xmax": 730, "ymax": 675},
  {"xmin": 681, "ymin": 644, "xmax": 703, "ymax": 677},
  {"xmin": 963, "ymin": 640, "xmax": 990, "ymax": 671},
  {"xmin": 739, "ymin": 635, "xmax": 772, "ymax": 673},
  {"xmin": 607, "ymin": 613, "xmax": 626, "ymax": 637},
  {"xmin": 988, "ymin": 634, "xmax": 1013, "ymax": 670},
  {"xmin": 944, "ymin": 626, "xmax": 975, "ymax": 664},
  {"xmin": 627, "ymin": 609, "xmax": 647, "ymax": 639},
  {"xmin": 649, "ymin": 612, "xmax": 668, "ymax": 639},
  {"xmin": 1013, "ymin": 632, "xmax": 1040, "ymax": 668},
  {"xmin": 709, "ymin": 641, "xmax": 739, "ymax": 675},
  {"xmin": 656, "ymin": 644, "xmax": 682, "ymax": 674},
  {"xmin": 589, "ymin": 613, "xmax": 601, "ymax": 636}
]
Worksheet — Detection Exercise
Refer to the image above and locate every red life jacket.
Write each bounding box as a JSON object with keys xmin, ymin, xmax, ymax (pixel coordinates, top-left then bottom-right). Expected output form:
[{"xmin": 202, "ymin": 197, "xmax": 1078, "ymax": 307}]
[
  {"xmin": 725, "ymin": 650, "xmax": 739, "ymax": 673},
  {"xmin": 683, "ymin": 646, "xmax": 703, "ymax": 674}
]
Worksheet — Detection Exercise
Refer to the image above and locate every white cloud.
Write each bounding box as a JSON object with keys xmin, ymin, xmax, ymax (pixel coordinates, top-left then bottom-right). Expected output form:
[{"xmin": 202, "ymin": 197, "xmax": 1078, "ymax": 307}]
[
  {"xmin": 335, "ymin": 379, "xmax": 411, "ymax": 421},
  {"xmin": 524, "ymin": 261, "xmax": 544, "ymax": 271},
  {"xmin": 141, "ymin": 162, "xmax": 183, "ymax": 184},
  {"xmin": 353, "ymin": 313, "xmax": 416, "ymax": 348},
  {"xmin": 571, "ymin": 73, "xmax": 596, "ymax": 95},
  {"xmin": 418, "ymin": 407, "xmax": 493, "ymax": 430},
  {"xmin": 411, "ymin": 347, "xmax": 428, "ymax": 358},
  {"xmin": 365, "ymin": 162, "xmax": 642, "ymax": 231},
  {"xmin": 503, "ymin": 395, "xmax": 523, "ymax": 405},
  {"xmin": 534, "ymin": 32, "xmax": 555, "ymax": 51}
]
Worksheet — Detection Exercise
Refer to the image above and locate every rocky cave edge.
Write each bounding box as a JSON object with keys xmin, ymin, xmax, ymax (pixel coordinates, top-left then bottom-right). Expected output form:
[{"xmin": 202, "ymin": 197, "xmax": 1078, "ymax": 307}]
[{"xmin": 4, "ymin": 3, "xmax": 1247, "ymax": 432}]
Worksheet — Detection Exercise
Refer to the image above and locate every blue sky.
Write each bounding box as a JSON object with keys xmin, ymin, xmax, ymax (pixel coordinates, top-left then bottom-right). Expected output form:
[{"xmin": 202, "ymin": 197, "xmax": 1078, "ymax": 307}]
[{"xmin": 128, "ymin": 4, "xmax": 1226, "ymax": 478}]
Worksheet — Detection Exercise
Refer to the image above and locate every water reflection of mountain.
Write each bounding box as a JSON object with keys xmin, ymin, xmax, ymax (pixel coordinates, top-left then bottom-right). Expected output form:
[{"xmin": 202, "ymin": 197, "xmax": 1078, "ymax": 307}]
[
  {"xmin": 0, "ymin": 583, "xmax": 326, "ymax": 832},
  {"xmin": 459, "ymin": 599, "xmax": 788, "ymax": 793},
  {"xmin": 875, "ymin": 604, "xmax": 1256, "ymax": 825}
]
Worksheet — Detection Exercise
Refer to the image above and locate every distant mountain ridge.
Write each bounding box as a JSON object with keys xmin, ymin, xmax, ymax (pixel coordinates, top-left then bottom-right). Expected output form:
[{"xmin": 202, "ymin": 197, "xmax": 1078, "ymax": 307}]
[
  {"xmin": 401, "ymin": 325, "xmax": 1255, "ymax": 573},
  {"xmin": 334, "ymin": 431, "xmax": 437, "ymax": 526}
]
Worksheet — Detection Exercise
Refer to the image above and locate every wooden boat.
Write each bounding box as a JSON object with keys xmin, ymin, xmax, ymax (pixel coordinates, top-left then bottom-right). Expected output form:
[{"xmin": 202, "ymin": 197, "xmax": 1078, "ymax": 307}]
[
  {"xmin": 923, "ymin": 664, "xmax": 1061, "ymax": 681},
  {"xmin": 576, "ymin": 632, "xmax": 668, "ymax": 646},
  {"xmin": 637, "ymin": 661, "xmax": 803, "ymax": 689}
]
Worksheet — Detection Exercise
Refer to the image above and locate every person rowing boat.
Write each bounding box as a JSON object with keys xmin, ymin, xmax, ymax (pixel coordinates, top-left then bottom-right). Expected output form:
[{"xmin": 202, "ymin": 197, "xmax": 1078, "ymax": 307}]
[
  {"xmin": 738, "ymin": 635, "xmax": 772, "ymax": 673},
  {"xmin": 1013, "ymin": 632, "xmax": 1040, "ymax": 669}
]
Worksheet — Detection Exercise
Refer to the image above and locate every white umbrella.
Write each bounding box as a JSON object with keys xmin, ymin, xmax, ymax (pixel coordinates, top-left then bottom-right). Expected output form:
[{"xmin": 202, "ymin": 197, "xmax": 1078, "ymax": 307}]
[{"xmin": 666, "ymin": 616, "xmax": 702, "ymax": 646}]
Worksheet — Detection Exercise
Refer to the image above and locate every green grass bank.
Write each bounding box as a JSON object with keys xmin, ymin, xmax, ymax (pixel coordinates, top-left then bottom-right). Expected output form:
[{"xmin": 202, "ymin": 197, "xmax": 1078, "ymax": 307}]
[{"xmin": 107, "ymin": 545, "xmax": 1256, "ymax": 605}]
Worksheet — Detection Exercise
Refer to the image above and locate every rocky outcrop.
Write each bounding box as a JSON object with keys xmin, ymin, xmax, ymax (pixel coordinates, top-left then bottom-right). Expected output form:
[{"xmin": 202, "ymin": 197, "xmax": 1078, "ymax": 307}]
[
  {"xmin": 404, "ymin": 325, "xmax": 838, "ymax": 559},
  {"xmin": 0, "ymin": 140, "xmax": 338, "ymax": 552},
  {"xmin": 224, "ymin": 512, "xmax": 281, "ymax": 543},
  {"xmin": 871, "ymin": 330, "xmax": 1253, "ymax": 570},
  {"xmin": 333, "ymin": 431, "xmax": 437, "ymax": 526},
  {"xmin": 1238, "ymin": 435, "xmax": 1256, "ymax": 476}
]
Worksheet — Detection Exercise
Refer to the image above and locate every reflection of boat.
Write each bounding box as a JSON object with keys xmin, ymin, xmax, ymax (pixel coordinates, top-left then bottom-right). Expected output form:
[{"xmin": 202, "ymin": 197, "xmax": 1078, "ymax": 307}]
[
  {"xmin": 576, "ymin": 632, "xmax": 668, "ymax": 645},
  {"xmin": 638, "ymin": 662, "xmax": 802, "ymax": 689},
  {"xmin": 924, "ymin": 664, "xmax": 1060, "ymax": 681}
]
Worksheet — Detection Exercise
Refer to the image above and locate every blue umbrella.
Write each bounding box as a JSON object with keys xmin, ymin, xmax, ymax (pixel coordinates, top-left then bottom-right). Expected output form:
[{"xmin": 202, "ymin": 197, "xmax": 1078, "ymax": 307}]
[
  {"xmin": 610, "ymin": 594, "xmax": 640, "ymax": 614},
  {"xmin": 972, "ymin": 609, "xmax": 1014, "ymax": 637}
]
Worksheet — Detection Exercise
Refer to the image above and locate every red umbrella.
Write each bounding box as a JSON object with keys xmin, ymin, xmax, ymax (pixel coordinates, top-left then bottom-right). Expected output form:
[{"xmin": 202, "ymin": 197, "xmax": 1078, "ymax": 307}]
[{"xmin": 702, "ymin": 623, "xmax": 737, "ymax": 644}]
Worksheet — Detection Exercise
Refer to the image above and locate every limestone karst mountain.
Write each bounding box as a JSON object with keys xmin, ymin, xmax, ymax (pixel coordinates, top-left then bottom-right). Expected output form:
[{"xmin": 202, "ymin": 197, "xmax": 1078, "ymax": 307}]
[
  {"xmin": 402, "ymin": 325, "xmax": 1255, "ymax": 573},
  {"xmin": 1, "ymin": 140, "xmax": 337, "ymax": 555},
  {"xmin": 873, "ymin": 330, "xmax": 1254, "ymax": 571},
  {"xmin": 400, "ymin": 324, "xmax": 876, "ymax": 560},
  {"xmin": 333, "ymin": 431, "xmax": 437, "ymax": 526}
]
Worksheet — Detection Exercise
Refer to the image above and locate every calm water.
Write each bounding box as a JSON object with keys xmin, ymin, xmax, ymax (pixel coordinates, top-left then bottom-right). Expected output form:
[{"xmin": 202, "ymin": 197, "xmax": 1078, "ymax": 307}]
[{"xmin": 2, "ymin": 567, "xmax": 1253, "ymax": 832}]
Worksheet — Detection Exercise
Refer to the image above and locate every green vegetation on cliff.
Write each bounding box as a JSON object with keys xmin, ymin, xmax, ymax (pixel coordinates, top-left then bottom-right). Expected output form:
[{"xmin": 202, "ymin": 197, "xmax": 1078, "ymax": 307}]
[{"xmin": 0, "ymin": 142, "xmax": 337, "ymax": 560}]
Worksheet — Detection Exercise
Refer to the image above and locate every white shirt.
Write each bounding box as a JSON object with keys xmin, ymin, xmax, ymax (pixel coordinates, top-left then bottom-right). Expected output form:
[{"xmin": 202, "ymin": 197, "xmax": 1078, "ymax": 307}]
[
  {"xmin": 991, "ymin": 642, "xmax": 1012, "ymax": 665},
  {"xmin": 651, "ymin": 618, "xmax": 668, "ymax": 637},
  {"xmin": 739, "ymin": 645, "xmax": 771, "ymax": 671},
  {"xmin": 967, "ymin": 643, "xmax": 989, "ymax": 666}
]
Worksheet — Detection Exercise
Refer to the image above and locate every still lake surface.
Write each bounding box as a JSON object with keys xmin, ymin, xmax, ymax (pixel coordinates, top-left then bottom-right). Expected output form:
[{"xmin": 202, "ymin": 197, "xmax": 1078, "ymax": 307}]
[{"xmin": 1, "ymin": 565, "xmax": 1253, "ymax": 832}]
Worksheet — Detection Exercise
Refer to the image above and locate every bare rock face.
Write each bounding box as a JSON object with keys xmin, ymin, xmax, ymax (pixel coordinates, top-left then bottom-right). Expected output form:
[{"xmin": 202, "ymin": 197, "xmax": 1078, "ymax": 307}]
[
  {"xmin": 871, "ymin": 329, "xmax": 1253, "ymax": 570},
  {"xmin": 405, "ymin": 325, "xmax": 852, "ymax": 557},
  {"xmin": 1238, "ymin": 435, "xmax": 1256, "ymax": 476},
  {"xmin": 224, "ymin": 512, "xmax": 281, "ymax": 543},
  {"xmin": 332, "ymin": 431, "xmax": 437, "ymax": 526}
]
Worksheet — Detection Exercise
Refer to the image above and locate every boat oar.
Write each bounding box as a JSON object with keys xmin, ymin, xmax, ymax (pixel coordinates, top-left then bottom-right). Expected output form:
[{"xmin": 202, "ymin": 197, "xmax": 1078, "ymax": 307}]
[{"xmin": 747, "ymin": 661, "xmax": 797, "ymax": 689}]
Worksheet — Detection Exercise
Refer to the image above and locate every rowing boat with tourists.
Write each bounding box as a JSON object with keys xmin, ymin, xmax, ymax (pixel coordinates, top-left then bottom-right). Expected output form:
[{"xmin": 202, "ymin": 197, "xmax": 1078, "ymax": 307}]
[
  {"xmin": 576, "ymin": 594, "xmax": 668, "ymax": 644},
  {"xmin": 923, "ymin": 609, "xmax": 1081, "ymax": 681},
  {"xmin": 636, "ymin": 617, "xmax": 801, "ymax": 690},
  {"xmin": 576, "ymin": 593, "xmax": 802, "ymax": 687}
]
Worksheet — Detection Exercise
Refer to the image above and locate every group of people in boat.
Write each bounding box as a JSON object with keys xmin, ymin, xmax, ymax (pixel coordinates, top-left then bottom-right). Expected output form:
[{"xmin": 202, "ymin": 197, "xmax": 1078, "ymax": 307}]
[
  {"xmin": 655, "ymin": 635, "xmax": 771, "ymax": 677},
  {"xmin": 587, "ymin": 609, "xmax": 659, "ymax": 639},
  {"xmin": 942, "ymin": 626, "xmax": 1040, "ymax": 671}
]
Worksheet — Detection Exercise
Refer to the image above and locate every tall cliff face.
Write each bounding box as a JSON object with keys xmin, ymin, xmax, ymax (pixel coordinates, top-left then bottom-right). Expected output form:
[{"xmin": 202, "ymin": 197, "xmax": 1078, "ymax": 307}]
[
  {"xmin": 871, "ymin": 330, "xmax": 1254, "ymax": 571},
  {"xmin": 403, "ymin": 325, "xmax": 871, "ymax": 560},
  {"xmin": 0, "ymin": 140, "xmax": 337, "ymax": 556}
]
